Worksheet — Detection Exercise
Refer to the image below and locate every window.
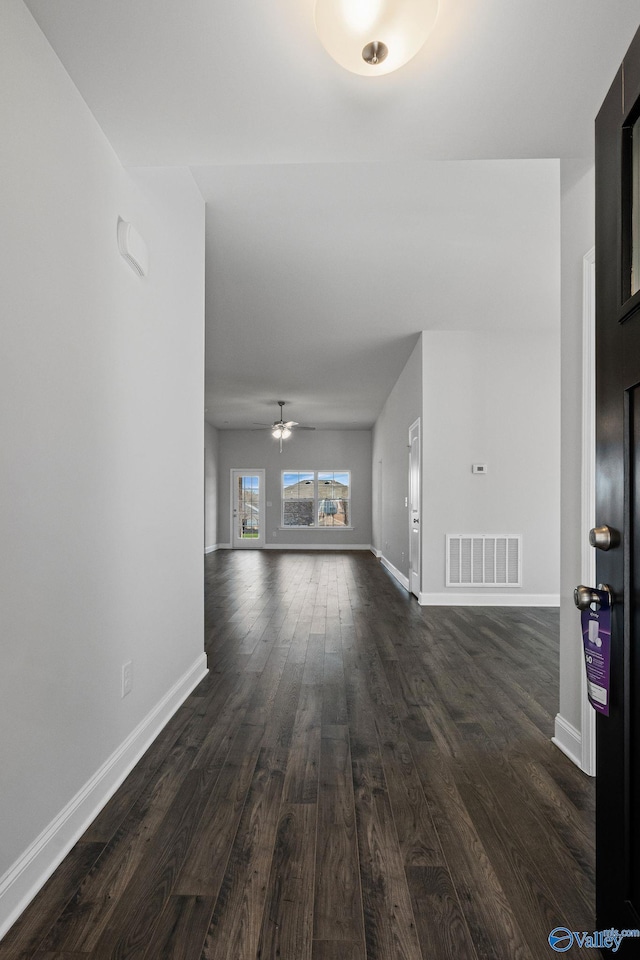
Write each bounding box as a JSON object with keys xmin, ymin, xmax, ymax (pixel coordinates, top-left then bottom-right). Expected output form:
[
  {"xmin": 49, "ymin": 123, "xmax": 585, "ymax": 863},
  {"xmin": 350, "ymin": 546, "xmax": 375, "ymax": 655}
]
[
  {"xmin": 317, "ymin": 471, "xmax": 350, "ymax": 527},
  {"xmin": 282, "ymin": 471, "xmax": 315, "ymax": 527},
  {"xmin": 282, "ymin": 470, "xmax": 351, "ymax": 528}
]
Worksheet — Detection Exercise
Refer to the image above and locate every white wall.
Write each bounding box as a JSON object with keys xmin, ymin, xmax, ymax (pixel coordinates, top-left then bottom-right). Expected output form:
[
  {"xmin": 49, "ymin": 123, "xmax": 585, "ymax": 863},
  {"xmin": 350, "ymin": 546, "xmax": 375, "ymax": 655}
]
[
  {"xmin": 555, "ymin": 159, "xmax": 596, "ymax": 766},
  {"xmin": 0, "ymin": 0, "xmax": 206, "ymax": 934},
  {"xmin": 372, "ymin": 336, "xmax": 422, "ymax": 580},
  {"xmin": 420, "ymin": 330, "xmax": 561, "ymax": 604},
  {"xmin": 217, "ymin": 429, "xmax": 372, "ymax": 547},
  {"xmin": 204, "ymin": 421, "xmax": 219, "ymax": 551}
]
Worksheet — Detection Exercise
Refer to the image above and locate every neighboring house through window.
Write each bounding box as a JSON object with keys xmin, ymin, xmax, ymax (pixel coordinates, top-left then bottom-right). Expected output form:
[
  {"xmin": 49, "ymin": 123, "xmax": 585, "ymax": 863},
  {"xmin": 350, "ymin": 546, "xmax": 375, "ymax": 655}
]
[{"xmin": 282, "ymin": 471, "xmax": 351, "ymax": 527}]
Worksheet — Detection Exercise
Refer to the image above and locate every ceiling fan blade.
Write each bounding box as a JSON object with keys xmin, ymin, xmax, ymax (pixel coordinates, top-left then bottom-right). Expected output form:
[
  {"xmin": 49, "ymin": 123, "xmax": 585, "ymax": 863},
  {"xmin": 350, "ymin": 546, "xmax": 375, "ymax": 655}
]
[
  {"xmin": 297, "ymin": 426, "xmax": 316, "ymax": 430},
  {"xmin": 283, "ymin": 420, "xmax": 298, "ymax": 428}
]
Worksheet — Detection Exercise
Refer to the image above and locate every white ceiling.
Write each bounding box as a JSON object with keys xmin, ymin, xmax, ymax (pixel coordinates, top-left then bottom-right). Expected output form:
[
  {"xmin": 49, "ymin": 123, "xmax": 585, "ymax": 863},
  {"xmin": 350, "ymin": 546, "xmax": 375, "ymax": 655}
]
[
  {"xmin": 23, "ymin": 0, "xmax": 640, "ymax": 427},
  {"xmin": 195, "ymin": 160, "xmax": 560, "ymax": 428}
]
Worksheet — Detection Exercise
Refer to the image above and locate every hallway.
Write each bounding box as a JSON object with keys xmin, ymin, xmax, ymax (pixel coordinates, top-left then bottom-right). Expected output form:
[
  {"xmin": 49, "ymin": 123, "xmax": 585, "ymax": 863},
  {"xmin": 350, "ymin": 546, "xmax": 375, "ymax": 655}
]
[{"xmin": 1, "ymin": 552, "xmax": 596, "ymax": 959}]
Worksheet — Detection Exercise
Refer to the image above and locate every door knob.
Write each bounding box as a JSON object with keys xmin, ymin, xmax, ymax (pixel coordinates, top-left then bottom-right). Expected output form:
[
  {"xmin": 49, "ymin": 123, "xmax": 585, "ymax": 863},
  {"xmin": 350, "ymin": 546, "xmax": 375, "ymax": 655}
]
[
  {"xmin": 574, "ymin": 583, "xmax": 613, "ymax": 610},
  {"xmin": 574, "ymin": 585, "xmax": 600, "ymax": 610},
  {"xmin": 589, "ymin": 525, "xmax": 619, "ymax": 551}
]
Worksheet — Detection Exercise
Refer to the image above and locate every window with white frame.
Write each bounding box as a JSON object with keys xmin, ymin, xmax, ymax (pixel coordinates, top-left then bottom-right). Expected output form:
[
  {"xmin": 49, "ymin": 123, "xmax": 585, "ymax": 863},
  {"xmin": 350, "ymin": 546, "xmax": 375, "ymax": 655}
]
[{"xmin": 282, "ymin": 471, "xmax": 351, "ymax": 528}]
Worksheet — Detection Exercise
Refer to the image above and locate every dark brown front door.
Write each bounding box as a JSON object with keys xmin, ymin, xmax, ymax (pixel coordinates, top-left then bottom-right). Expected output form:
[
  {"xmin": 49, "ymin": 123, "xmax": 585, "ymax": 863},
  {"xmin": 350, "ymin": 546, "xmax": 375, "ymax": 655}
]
[{"xmin": 595, "ymin": 23, "xmax": 640, "ymax": 944}]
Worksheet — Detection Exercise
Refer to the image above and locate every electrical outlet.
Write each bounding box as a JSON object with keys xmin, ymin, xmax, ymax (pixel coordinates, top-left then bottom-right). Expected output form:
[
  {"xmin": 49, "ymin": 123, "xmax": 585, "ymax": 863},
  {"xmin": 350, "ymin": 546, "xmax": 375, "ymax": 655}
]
[{"xmin": 122, "ymin": 660, "xmax": 133, "ymax": 698}]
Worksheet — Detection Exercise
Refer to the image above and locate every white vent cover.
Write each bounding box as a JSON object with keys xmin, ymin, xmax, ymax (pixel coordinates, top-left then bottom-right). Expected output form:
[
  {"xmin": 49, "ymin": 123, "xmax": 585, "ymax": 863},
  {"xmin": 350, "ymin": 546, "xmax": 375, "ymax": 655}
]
[{"xmin": 446, "ymin": 535, "xmax": 521, "ymax": 587}]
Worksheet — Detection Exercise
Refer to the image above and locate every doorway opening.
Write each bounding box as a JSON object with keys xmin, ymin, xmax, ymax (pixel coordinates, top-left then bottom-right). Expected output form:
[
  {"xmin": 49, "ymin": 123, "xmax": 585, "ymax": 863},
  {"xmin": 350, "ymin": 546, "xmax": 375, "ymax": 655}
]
[
  {"xmin": 230, "ymin": 469, "xmax": 265, "ymax": 549},
  {"xmin": 409, "ymin": 418, "xmax": 421, "ymax": 599}
]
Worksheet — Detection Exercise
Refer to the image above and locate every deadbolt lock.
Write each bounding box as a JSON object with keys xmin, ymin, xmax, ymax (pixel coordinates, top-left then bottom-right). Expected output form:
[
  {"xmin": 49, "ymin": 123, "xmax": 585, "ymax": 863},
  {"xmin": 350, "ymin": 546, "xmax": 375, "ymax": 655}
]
[{"xmin": 589, "ymin": 525, "xmax": 620, "ymax": 551}]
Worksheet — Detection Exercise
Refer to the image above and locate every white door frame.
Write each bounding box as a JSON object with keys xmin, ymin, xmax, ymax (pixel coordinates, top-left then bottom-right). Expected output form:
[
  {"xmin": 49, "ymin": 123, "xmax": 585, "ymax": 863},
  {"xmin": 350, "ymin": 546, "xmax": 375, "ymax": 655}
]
[
  {"xmin": 408, "ymin": 418, "xmax": 421, "ymax": 599},
  {"xmin": 230, "ymin": 468, "xmax": 265, "ymax": 549}
]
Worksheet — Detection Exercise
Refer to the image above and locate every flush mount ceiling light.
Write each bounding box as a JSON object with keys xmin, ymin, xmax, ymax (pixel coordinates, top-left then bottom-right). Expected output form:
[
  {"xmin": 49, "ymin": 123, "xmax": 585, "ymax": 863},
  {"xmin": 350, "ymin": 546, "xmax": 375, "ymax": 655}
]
[{"xmin": 314, "ymin": 0, "xmax": 439, "ymax": 77}]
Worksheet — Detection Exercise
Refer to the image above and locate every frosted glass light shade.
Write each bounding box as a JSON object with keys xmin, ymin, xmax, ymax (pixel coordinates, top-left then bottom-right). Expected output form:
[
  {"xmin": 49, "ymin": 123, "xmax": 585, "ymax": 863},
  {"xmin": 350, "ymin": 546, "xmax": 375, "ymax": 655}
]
[
  {"xmin": 314, "ymin": 0, "xmax": 439, "ymax": 76},
  {"xmin": 272, "ymin": 425, "xmax": 292, "ymax": 440}
]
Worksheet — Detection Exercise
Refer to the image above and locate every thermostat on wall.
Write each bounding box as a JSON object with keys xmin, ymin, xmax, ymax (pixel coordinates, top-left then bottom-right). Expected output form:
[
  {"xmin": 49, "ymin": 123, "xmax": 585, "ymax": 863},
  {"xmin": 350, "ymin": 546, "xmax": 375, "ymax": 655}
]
[{"xmin": 472, "ymin": 463, "xmax": 488, "ymax": 474}]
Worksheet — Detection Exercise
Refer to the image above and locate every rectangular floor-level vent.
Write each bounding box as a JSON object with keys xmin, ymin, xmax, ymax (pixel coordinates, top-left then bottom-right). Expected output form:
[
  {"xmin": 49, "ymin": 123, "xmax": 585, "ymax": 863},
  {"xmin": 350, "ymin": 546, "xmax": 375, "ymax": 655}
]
[{"xmin": 446, "ymin": 535, "xmax": 522, "ymax": 587}]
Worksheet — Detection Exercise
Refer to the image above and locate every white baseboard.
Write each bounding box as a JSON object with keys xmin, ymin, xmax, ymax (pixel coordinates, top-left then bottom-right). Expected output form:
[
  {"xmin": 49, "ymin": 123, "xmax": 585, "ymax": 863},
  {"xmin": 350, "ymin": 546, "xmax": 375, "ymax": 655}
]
[
  {"xmin": 204, "ymin": 544, "xmax": 218, "ymax": 554},
  {"xmin": 217, "ymin": 543, "xmax": 374, "ymax": 553},
  {"xmin": 264, "ymin": 543, "xmax": 371, "ymax": 551},
  {"xmin": 371, "ymin": 547, "xmax": 382, "ymax": 558},
  {"xmin": 418, "ymin": 592, "xmax": 560, "ymax": 607},
  {"xmin": 0, "ymin": 653, "xmax": 208, "ymax": 941},
  {"xmin": 552, "ymin": 714, "xmax": 589, "ymax": 773},
  {"xmin": 380, "ymin": 556, "xmax": 410, "ymax": 592}
]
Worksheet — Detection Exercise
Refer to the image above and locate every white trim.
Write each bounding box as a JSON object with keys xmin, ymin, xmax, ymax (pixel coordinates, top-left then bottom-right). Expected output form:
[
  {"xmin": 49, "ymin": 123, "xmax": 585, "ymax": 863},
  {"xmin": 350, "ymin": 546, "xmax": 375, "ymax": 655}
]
[
  {"xmin": 381, "ymin": 555, "xmax": 410, "ymax": 592},
  {"xmin": 418, "ymin": 592, "xmax": 560, "ymax": 607},
  {"xmin": 371, "ymin": 547, "xmax": 382, "ymax": 558},
  {"xmin": 552, "ymin": 714, "xmax": 585, "ymax": 771},
  {"xmin": 277, "ymin": 526, "xmax": 354, "ymax": 532},
  {"xmin": 204, "ymin": 544, "xmax": 218, "ymax": 554},
  {"xmin": 0, "ymin": 654, "xmax": 208, "ymax": 940},
  {"xmin": 579, "ymin": 246, "xmax": 597, "ymax": 776},
  {"xmin": 264, "ymin": 543, "xmax": 371, "ymax": 551}
]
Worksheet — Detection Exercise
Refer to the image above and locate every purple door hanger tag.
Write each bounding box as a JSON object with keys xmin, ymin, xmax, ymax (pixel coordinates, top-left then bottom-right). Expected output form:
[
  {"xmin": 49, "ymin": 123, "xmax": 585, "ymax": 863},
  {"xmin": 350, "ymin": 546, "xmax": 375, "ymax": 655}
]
[{"xmin": 581, "ymin": 588, "xmax": 611, "ymax": 717}]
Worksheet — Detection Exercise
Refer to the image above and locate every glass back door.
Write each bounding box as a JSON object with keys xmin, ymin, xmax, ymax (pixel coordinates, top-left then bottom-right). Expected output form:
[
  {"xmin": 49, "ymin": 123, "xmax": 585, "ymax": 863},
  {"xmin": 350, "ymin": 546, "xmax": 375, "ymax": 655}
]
[{"xmin": 231, "ymin": 469, "xmax": 265, "ymax": 549}]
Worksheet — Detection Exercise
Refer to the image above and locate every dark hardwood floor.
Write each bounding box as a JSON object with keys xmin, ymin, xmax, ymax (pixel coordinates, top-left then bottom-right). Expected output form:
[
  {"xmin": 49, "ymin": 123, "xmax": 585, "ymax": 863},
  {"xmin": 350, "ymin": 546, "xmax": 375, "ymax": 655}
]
[{"xmin": 1, "ymin": 551, "xmax": 597, "ymax": 959}]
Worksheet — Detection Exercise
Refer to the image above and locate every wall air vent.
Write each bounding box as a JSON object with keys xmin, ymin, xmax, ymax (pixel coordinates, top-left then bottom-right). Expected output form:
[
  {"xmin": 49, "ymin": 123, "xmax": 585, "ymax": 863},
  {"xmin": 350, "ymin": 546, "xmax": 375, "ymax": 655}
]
[{"xmin": 446, "ymin": 535, "xmax": 521, "ymax": 587}]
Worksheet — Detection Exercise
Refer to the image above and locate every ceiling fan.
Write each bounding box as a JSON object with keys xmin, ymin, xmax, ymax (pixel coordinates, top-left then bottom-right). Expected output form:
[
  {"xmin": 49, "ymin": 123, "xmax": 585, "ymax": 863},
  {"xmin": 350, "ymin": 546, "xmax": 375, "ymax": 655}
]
[{"xmin": 254, "ymin": 401, "xmax": 315, "ymax": 452}]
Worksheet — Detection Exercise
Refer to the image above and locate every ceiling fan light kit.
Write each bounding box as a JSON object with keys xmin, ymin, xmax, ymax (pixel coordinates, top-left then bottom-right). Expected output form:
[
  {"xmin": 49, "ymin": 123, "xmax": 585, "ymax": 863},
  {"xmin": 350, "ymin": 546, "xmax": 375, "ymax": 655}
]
[
  {"xmin": 313, "ymin": 0, "xmax": 439, "ymax": 76},
  {"xmin": 262, "ymin": 401, "xmax": 315, "ymax": 452}
]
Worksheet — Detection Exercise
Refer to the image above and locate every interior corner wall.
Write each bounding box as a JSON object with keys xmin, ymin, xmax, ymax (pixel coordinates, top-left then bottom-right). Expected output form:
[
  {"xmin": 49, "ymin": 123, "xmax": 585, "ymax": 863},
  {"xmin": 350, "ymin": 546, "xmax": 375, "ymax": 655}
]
[
  {"xmin": 204, "ymin": 422, "xmax": 219, "ymax": 551},
  {"xmin": 0, "ymin": 0, "xmax": 206, "ymax": 935},
  {"xmin": 420, "ymin": 329, "xmax": 561, "ymax": 604},
  {"xmin": 216, "ymin": 429, "xmax": 372, "ymax": 548},
  {"xmin": 371, "ymin": 337, "xmax": 422, "ymax": 581},
  {"xmin": 557, "ymin": 159, "xmax": 595, "ymax": 754}
]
